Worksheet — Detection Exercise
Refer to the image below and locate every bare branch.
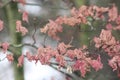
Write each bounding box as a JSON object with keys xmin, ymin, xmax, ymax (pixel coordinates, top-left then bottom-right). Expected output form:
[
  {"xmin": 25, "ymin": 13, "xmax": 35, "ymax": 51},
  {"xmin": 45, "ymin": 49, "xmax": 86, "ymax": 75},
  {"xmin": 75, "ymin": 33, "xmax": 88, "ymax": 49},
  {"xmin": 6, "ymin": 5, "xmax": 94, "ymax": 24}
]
[
  {"xmin": 0, "ymin": 0, "xmax": 12, "ymax": 9},
  {"xmin": 32, "ymin": 19, "xmax": 37, "ymax": 45}
]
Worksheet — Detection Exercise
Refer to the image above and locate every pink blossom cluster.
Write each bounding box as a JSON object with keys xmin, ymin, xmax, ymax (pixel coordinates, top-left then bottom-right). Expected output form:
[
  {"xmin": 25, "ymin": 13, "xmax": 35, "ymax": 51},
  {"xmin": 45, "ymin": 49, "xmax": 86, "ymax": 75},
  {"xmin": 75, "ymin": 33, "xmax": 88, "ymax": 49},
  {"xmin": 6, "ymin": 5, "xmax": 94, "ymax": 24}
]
[
  {"xmin": 16, "ymin": 20, "xmax": 28, "ymax": 35},
  {"xmin": 108, "ymin": 4, "xmax": 118, "ymax": 22},
  {"xmin": 0, "ymin": 20, "xmax": 4, "ymax": 31},
  {"xmin": 22, "ymin": 11, "xmax": 29, "ymax": 23},
  {"xmin": 16, "ymin": 42, "xmax": 103, "ymax": 77},
  {"xmin": 0, "ymin": 42, "xmax": 14, "ymax": 62},
  {"xmin": 105, "ymin": 4, "xmax": 120, "ymax": 30},
  {"xmin": 41, "ymin": 20, "xmax": 63, "ymax": 40},
  {"xmin": 93, "ymin": 5, "xmax": 120, "ymax": 75},
  {"xmin": 40, "ymin": 5, "xmax": 110, "ymax": 40},
  {"xmin": 1, "ymin": 4, "xmax": 120, "ymax": 78},
  {"xmin": 1, "ymin": 42, "xmax": 9, "ymax": 53},
  {"xmin": 94, "ymin": 29, "xmax": 120, "ymax": 76}
]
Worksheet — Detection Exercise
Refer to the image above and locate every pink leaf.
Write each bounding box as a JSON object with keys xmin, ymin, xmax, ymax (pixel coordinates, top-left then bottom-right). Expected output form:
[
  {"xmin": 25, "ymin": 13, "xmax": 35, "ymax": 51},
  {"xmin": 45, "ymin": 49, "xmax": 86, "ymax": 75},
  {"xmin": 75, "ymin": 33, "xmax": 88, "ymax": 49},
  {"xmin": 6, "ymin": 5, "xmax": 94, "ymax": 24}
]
[
  {"xmin": 90, "ymin": 55, "xmax": 103, "ymax": 71},
  {"xmin": 0, "ymin": 20, "xmax": 4, "ymax": 31},
  {"xmin": 17, "ymin": 55, "xmax": 24, "ymax": 67},
  {"xmin": 22, "ymin": 11, "xmax": 29, "ymax": 23},
  {"xmin": 73, "ymin": 60, "xmax": 87, "ymax": 77},
  {"xmin": 1, "ymin": 42, "xmax": 9, "ymax": 53},
  {"xmin": 18, "ymin": 0, "xmax": 25, "ymax": 5},
  {"xmin": 16, "ymin": 20, "xmax": 28, "ymax": 36},
  {"xmin": 6, "ymin": 54, "xmax": 14, "ymax": 62},
  {"xmin": 108, "ymin": 4, "xmax": 118, "ymax": 21},
  {"xmin": 106, "ymin": 23, "xmax": 113, "ymax": 30}
]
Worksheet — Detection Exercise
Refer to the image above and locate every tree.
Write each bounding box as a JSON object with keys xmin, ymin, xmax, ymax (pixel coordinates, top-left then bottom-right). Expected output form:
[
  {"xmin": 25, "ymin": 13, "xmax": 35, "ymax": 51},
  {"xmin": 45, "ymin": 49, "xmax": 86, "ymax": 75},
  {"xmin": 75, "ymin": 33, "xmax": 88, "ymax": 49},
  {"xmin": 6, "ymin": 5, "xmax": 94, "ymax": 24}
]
[{"xmin": 0, "ymin": 0, "xmax": 120, "ymax": 80}]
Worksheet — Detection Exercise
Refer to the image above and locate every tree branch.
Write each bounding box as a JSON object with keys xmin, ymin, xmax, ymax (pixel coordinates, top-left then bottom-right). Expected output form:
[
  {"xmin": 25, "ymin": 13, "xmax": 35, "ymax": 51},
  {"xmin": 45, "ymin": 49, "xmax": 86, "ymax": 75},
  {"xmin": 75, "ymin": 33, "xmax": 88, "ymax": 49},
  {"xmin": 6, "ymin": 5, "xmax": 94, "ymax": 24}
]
[
  {"xmin": 10, "ymin": 43, "xmax": 38, "ymax": 49},
  {"xmin": 0, "ymin": 0, "xmax": 12, "ymax": 9}
]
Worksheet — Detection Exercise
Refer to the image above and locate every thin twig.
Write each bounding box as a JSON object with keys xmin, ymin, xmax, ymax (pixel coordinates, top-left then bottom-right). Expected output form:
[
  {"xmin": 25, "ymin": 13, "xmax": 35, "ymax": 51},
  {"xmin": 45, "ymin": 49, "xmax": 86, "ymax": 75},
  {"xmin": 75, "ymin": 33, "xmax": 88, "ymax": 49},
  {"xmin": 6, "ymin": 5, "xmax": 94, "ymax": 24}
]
[
  {"xmin": 32, "ymin": 19, "xmax": 37, "ymax": 45},
  {"xmin": 43, "ymin": 35, "xmax": 48, "ymax": 47},
  {"xmin": 0, "ymin": 57, "xmax": 6, "ymax": 61},
  {"xmin": 68, "ymin": 36, "xmax": 73, "ymax": 45}
]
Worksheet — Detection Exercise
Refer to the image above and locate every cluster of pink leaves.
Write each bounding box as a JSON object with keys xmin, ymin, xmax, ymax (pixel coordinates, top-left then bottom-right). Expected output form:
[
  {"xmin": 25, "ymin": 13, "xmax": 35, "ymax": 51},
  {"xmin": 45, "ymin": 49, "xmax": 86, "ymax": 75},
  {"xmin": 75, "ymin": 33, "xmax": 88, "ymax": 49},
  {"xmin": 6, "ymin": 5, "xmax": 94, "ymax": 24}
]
[
  {"xmin": 0, "ymin": 19, "xmax": 14, "ymax": 62},
  {"xmin": 16, "ymin": 9, "xmax": 29, "ymax": 35},
  {"xmin": 41, "ymin": 20, "xmax": 63, "ymax": 40},
  {"xmin": 92, "ymin": 4, "xmax": 120, "ymax": 78},
  {"xmin": 16, "ymin": 20, "xmax": 28, "ymax": 36},
  {"xmin": 40, "ymin": 4, "xmax": 120, "ymax": 77},
  {"xmin": 40, "ymin": 5, "xmax": 109, "ymax": 41},
  {"xmin": 1, "ymin": 4, "xmax": 120, "ymax": 77},
  {"xmin": 22, "ymin": 11, "xmax": 29, "ymax": 23},
  {"xmin": 0, "ymin": 42, "xmax": 14, "ymax": 62},
  {"xmin": 94, "ymin": 29, "xmax": 120, "ymax": 77},
  {"xmin": 0, "ymin": 10, "xmax": 28, "ymax": 36},
  {"xmin": 93, "ymin": 4, "xmax": 120, "ymax": 76},
  {"xmin": 17, "ymin": 42, "xmax": 103, "ymax": 77},
  {"xmin": 0, "ymin": 20, "xmax": 3, "ymax": 31},
  {"xmin": 0, "ymin": 11, "xmax": 28, "ymax": 63}
]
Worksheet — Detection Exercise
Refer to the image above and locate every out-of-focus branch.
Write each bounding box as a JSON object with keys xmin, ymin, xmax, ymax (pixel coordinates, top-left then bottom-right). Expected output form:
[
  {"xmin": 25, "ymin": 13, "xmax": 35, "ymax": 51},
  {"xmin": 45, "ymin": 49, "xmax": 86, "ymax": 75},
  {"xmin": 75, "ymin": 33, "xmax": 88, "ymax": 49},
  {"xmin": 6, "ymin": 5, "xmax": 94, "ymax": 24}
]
[
  {"xmin": 0, "ymin": 56, "xmax": 6, "ymax": 61},
  {"xmin": 0, "ymin": 0, "xmax": 12, "ymax": 9},
  {"xmin": 62, "ymin": 0, "xmax": 77, "ymax": 7},
  {"xmin": 10, "ymin": 43, "xmax": 38, "ymax": 49}
]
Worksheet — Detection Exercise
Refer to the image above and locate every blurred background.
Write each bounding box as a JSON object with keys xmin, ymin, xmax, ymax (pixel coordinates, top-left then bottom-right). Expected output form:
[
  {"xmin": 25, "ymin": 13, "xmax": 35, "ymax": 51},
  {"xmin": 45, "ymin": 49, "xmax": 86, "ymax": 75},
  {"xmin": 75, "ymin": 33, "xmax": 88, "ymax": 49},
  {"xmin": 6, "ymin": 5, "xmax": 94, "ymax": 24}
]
[{"xmin": 0, "ymin": 0, "xmax": 120, "ymax": 80}]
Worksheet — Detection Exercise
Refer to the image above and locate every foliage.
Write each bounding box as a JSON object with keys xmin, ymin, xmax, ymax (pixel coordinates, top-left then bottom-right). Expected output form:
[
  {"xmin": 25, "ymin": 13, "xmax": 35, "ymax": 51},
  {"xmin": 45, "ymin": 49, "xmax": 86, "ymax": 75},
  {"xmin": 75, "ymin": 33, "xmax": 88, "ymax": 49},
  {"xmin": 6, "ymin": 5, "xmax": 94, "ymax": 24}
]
[{"xmin": 0, "ymin": 0, "xmax": 120, "ymax": 80}]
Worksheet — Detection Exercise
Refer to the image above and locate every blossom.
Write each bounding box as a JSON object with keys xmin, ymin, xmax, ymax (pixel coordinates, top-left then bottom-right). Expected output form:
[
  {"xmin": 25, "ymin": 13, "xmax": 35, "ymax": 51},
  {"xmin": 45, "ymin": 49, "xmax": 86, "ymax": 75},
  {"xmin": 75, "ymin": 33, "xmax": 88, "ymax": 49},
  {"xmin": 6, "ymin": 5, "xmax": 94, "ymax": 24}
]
[
  {"xmin": 1, "ymin": 42, "xmax": 9, "ymax": 53},
  {"xmin": 90, "ymin": 55, "xmax": 103, "ymax": 71},
  {"xmin": 57, "ymin": 42, "xmax": 71, "ymax": 54},
  {"xmin": 37, "ymin": 47, "xmax": 53, "ymax": 64},
  {"xmin": 6, "ymin": 54, "xmax": 14, "ymax": 62},
  {"xmin": 40, "ymin": 20, "xmax": 63, "ymax": 40},
  {"xmin": 66, "ymin": 50, "xmax": 75, "ymax": 59},
  {"xmin": 73, "ymin": 60, "xmax": 88, "ymax": 77},
  {"xmin": 18, "ymin": 0, "xmax": 25, "ymax": 5},
  {"xmin": 55, "ymin": 54, "xmax": 66, "ymax": 66},
  {"xmin": 26, "ymin": 51, "xmax": 33, "ymax": 61},
  {"xmin": 40, "ymin": 25, "xmax": 49, "ymax": 33},
  {"xmin": 93, "ymin": 6, "xmax": 108, "ymax": 19},
  {"xmin": 63, "ymin": 17, "xmax": 82, "ymax": 26},
  {"xmin": 113, "ymin": 25, "xmax": 120, "ymax": 30},
  {"xmin": 16, "ymin": 20, "xmax": 28, "ymax": 35},
  {"xmin": 106, "ymin": 23, "xmax": 113, "ymax": 30},
  {"xmin": 0, "ymin": 20, "xmax": 3, "ymax": 31},
  {"xmin": 93, "ymin": 37, "xmax": 102, "ymax": 48},
  {"xmin": 100, "ymin": 29, "xmax": 112, "ymax": 42},
  {"xmin": 17, "ymin": 55, "xmax": 24, "ymax": 67},
  {"xmin": 108, "ymin": 4, "xmax": 118, "ymax": 21},
  {"xmin": 99, "ymin": 29, "xmax": 116, "ymax": 45},
  {"xmin": 108, "ymin": 56, "xmax": 118, "ymax": 71},
  {"xmin": 22, "ymin": 11, "xmax": 29, "ymax": 23},
  {"xmin": 116, "ymin": 15, "xmax": 120, "ymax": 24}
]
